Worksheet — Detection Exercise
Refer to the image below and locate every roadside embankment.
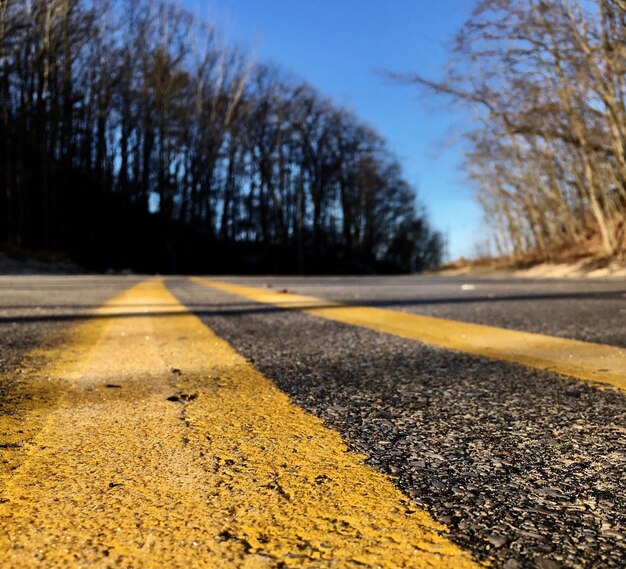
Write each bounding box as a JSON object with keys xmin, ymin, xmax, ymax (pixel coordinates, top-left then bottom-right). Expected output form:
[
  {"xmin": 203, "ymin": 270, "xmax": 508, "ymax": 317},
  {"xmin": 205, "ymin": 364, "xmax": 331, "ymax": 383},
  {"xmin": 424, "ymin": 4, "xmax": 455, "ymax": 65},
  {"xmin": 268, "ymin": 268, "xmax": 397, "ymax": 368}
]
[
  {"xmin": 436, "ymin": 257, "xmax": 626, "ymax": 279},
  {"xmin": 0, "ymin": 251, "xmax": 83, "ymax": 275}
]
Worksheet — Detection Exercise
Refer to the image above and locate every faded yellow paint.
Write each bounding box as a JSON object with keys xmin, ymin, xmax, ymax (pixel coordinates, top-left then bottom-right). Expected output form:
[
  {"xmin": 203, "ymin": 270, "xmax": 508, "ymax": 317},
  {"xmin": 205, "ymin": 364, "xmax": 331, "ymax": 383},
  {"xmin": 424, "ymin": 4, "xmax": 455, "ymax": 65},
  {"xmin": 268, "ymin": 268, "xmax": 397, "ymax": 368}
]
[
  {"xmin": 0, "ymin": 279, "xmax": 481, "ymax": 568},
  {"xmin": 195, "ymin": 278, "xmax": 626, "ymax": 391}
]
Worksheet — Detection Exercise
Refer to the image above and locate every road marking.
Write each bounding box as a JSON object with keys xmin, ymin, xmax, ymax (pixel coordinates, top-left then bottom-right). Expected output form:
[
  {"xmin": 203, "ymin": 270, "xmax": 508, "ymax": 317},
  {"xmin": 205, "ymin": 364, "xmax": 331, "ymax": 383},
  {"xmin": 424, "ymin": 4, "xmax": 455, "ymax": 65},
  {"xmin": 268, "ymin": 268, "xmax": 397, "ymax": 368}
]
[
  {"xmin": 195, "ymin": 279, "xmax": 626, "ymax": 391},
  {"xmin": 0, "ymin": 279, "xmax": 480, "ymax": 568}
]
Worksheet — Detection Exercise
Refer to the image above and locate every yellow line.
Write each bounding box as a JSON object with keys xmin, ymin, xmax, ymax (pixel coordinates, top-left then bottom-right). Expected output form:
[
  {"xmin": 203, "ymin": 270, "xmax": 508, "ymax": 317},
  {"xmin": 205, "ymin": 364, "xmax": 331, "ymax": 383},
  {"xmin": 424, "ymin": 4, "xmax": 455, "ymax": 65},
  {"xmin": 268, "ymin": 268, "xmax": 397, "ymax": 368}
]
[
  {"xmin": 0, "ymin": 279, "xmax": 481, "ymax": 568},
  {"xmin": 194, "ymin": 278, "xmax": 626, "ymax": 391}
]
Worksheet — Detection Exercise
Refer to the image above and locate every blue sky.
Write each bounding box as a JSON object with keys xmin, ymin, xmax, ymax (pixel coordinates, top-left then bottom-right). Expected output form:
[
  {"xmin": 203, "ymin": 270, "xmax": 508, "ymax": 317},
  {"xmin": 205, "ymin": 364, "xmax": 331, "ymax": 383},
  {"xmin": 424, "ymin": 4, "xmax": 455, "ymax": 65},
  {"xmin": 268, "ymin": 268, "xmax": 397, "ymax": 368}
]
[{"xmin": 182, "ymin": 0, "xmax": 482, "ymax": 260}]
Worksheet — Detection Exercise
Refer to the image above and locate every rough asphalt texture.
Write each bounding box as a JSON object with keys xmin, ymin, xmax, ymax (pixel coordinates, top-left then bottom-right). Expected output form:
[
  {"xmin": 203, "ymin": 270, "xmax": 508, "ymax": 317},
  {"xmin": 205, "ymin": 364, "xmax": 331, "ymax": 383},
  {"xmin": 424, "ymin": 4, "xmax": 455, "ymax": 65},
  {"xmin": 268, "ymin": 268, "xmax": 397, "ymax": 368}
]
[
  {"xmin": 208, "ymin": 276, "xmax": 626, "ymax": 348},
  {"xmin": 169, "ymin": 278, "xmax": 626, "ymax": 569},
  {"xmin": 1, "ymin": 275, "xmax": 625, "ymax": 568}
]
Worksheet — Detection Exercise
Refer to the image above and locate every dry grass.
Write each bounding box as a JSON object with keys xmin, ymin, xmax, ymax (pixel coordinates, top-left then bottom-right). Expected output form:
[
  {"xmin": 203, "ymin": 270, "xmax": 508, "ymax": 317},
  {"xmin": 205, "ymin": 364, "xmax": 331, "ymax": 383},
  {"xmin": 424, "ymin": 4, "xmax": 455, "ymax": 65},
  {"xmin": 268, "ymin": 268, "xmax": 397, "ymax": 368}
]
[{"xmin": 436, "ymin": 227, "xmax": 626, "ymax": 278}]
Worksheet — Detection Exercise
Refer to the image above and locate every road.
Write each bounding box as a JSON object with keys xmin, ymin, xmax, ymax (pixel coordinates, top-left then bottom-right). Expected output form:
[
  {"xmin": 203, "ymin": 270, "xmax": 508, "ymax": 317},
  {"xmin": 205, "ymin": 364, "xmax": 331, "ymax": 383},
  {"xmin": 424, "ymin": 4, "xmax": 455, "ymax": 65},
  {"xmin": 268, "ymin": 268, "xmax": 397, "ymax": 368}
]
[{"xmin": 0, "ymin": 275, "xmax": 624, "ymax": 568}]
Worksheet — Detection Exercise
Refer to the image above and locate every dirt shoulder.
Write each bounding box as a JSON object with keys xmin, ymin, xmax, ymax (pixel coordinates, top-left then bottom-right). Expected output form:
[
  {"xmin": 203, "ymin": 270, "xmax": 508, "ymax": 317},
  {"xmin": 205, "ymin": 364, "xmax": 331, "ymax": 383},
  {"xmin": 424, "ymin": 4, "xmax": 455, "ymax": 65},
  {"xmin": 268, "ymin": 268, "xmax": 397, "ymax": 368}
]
[{"xmin": 435, "ymin": 256, "xmax": 626, "ymax": 279}]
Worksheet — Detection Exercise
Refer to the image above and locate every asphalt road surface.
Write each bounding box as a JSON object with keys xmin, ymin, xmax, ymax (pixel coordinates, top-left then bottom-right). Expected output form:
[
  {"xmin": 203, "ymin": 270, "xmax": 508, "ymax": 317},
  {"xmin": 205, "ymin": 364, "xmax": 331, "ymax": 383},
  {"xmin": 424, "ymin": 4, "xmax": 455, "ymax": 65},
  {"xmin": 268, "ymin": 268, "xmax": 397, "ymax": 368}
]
[{"xmin": 0, "ymin": 275, "xmax": 624, "ymax": 568}]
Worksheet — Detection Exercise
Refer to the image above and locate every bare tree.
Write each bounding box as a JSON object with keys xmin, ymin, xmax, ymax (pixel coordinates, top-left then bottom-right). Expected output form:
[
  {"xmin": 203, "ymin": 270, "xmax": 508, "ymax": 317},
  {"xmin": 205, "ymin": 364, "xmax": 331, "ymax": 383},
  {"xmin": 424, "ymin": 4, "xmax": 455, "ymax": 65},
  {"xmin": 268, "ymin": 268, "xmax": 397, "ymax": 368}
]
[
  {"xmin": 0, "ymin": 0, "xmax": 442, "ymax": 273},
  {"xmin": 403, "ymin": 0, "xmax": 626, "ymax": 259}
]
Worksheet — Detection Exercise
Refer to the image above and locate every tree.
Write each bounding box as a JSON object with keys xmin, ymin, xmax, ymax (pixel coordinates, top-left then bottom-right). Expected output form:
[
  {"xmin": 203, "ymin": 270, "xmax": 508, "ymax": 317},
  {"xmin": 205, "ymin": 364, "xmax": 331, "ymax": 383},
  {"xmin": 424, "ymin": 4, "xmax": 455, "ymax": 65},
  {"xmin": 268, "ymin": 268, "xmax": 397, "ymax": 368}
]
[
  {"xmin": 0, "ymin": 0, "xmax": 443, "ymax": 273},
  {"xmin": 403, "ymin": 0, "xmax": 626, "ymax": 259}
]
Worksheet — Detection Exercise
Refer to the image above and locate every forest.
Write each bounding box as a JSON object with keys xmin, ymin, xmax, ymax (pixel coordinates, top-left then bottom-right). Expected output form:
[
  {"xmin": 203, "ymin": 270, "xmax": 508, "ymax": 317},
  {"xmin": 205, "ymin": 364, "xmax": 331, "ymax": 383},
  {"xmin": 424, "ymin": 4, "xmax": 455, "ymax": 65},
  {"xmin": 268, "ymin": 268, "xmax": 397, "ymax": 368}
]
[
  {"xmin": 414, "ymin": 0, "xmax": 626, "ymax": 262},
  {"xmin": 0, "ymin": 0, "xmax": 443, "ymax": 274}
]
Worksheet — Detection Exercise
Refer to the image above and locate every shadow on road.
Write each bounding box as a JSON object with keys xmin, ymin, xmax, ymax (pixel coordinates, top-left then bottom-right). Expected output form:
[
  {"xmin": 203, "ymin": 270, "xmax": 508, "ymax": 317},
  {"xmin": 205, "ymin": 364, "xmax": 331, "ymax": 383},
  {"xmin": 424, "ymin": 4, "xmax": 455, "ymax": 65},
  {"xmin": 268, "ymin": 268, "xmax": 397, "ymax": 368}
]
[{"xmin": 1, "ymin": 285, "xmax": 625, "ymax": 325}]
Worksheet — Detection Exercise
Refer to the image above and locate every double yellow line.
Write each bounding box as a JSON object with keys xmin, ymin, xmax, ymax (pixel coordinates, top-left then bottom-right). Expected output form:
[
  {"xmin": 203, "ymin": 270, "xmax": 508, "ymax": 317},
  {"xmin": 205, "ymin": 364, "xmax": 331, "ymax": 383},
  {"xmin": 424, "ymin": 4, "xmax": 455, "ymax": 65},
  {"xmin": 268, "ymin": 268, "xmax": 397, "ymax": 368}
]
[
  {"xmin": 0, "ymin": 279, "xmax": 480, "ymax": 568},
  {"xmin": 2, "ymin": 276, "xmax": 622, "ymax": 567}
]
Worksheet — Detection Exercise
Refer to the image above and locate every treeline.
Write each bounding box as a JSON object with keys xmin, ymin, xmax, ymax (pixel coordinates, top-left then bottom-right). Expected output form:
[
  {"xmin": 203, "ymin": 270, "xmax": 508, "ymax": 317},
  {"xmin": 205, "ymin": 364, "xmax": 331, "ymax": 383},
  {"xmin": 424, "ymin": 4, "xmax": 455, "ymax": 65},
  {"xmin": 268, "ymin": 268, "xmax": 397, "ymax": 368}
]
[
  {"xmin": 413, "ymin": 0, "xmax": 626, "ymax": 259},
  {"xmin": 0, "ymin": 0, "xmax": 442, "ymax": 274}
]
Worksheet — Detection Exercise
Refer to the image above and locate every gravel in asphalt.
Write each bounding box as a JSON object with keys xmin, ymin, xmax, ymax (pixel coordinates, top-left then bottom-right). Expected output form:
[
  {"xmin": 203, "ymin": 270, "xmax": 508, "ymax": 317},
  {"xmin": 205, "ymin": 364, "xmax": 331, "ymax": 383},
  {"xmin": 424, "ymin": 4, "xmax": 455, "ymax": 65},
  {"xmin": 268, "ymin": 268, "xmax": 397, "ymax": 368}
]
[
  {"xmin": 170, "ymin": 278, "xmax": 626, "ymax": 569},
  {"xmin": 208, "ymin": 276, "xmax": 626, "ymax": 348}
]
